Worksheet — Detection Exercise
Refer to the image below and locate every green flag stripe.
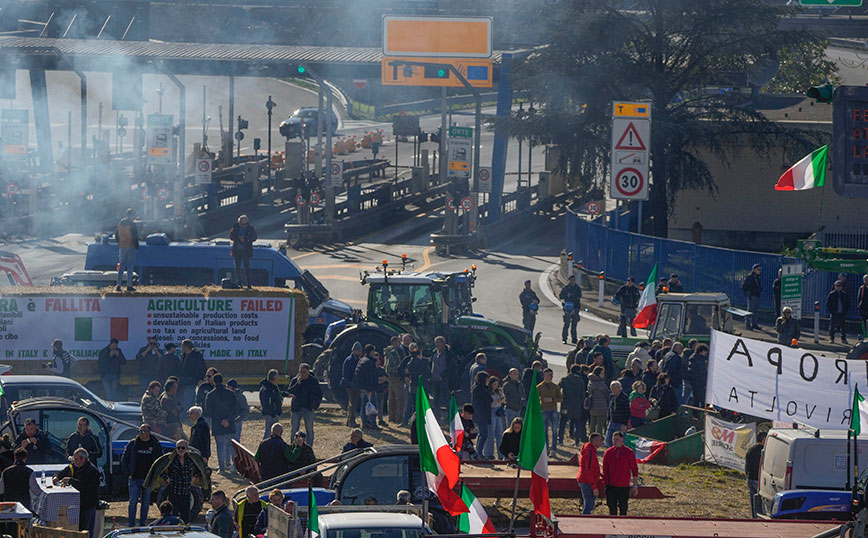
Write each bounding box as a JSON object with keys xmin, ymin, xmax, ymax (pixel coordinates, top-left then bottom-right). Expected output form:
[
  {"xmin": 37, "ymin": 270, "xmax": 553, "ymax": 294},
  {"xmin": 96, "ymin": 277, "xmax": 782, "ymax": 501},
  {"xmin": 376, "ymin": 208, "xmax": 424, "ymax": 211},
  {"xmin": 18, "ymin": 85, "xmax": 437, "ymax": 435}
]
[
  {"xmin": 517, "ymin": 370, "xmax": 544, "ymax": 469},
  {"xmin": 812, "ymin": 146, "xmax": 827, "ymax": 188},
  {"xmin": 416, "ymin": 378, "xmax": 439, "ymax": 475},
  {"xmin": 308, "ymin": 485, "xmax": 319, "ymax": 535}
]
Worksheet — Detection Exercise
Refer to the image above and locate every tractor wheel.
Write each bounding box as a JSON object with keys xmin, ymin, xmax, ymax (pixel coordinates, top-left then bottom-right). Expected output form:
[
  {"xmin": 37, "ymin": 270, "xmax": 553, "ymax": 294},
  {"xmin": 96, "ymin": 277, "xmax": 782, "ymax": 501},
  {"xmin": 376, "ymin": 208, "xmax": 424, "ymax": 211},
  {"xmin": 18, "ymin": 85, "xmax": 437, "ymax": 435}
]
[
  {"xmin": 330, "ymin": 327, "xmax": 395, "ymax": 364},
  {"xmin": 457, "ymin": 347, "xmax": 523, "ymax": 403},
  {"xmin": 304, "ymin": 343, "xmax": 325, "ymax": 375}
]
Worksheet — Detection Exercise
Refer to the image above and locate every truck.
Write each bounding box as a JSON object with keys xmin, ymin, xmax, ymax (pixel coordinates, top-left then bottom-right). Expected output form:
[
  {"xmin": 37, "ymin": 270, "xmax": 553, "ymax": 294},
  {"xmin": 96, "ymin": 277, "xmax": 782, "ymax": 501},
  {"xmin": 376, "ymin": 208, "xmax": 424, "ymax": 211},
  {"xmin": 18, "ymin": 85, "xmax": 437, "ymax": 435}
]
[
  {"xmin": 312, "ymin": 266, "xmax": 540, "ymax": 401},
  {"xmin": 84, "ymin": 233, "xmax": 351, "ymax": 344}
]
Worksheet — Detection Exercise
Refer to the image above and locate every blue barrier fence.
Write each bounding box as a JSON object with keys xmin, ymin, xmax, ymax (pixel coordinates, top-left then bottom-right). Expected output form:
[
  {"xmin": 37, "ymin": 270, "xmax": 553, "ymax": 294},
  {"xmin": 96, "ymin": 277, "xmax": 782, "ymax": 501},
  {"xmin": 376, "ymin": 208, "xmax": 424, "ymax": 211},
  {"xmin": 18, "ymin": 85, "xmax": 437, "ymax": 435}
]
[{"xmin": 566, "ymin": 211, "xmax": 864, "ymax": 321}]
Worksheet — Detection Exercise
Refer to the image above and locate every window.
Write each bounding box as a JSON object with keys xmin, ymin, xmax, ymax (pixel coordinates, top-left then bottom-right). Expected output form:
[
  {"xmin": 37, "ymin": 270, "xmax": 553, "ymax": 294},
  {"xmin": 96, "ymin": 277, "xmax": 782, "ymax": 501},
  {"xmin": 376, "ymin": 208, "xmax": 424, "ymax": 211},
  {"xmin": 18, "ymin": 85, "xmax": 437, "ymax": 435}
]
[
  {"xmin": 330, "ymin": 529, "xmax": 421, "ymax": 538},
  {"xmin": 217, "ymin": 268, "xmax": 269, "ymax": 287},
  {"xmin": 340, "ymin": 455, "xmax": 411, "ymax": 506},
  {"xmin": 142, "ymin": 267, "xmax": 215, "ymax": 286},
  {"xmin": 684, "ymin": 304, "xmax": 712, "ymax": 335},
  {"xmin": 655, "ymin": 304, "xmax": 683, "ymax": 340},
  {"xmin": 764, "ymin": 437, "xmax": 789, "ymax": 479}
]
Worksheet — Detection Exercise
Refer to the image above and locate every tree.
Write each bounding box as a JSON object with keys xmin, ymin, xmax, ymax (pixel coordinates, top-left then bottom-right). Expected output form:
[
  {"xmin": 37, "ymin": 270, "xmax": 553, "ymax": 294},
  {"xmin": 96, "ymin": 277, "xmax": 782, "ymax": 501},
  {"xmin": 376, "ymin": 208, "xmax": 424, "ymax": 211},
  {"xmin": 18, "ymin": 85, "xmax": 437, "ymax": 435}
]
[{"xmin": 499, "ymin": 0, "xmax": 833, "ymax": 237}]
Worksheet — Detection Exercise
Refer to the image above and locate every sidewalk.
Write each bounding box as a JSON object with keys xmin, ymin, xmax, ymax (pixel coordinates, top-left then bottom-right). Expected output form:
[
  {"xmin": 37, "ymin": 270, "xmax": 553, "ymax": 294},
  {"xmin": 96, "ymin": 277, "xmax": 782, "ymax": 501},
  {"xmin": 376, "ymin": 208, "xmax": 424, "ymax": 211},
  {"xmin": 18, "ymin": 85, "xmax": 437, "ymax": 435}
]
[{"xmin": 548, "ymin": 266, "xmax": 854, "ymax": 354}]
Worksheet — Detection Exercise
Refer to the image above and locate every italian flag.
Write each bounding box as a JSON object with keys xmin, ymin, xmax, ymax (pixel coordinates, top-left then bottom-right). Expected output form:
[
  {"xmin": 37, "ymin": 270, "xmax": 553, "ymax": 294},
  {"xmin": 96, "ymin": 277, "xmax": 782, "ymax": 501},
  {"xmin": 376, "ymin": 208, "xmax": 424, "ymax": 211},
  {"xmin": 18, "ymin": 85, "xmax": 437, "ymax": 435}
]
[
  {"xmin": 450, "ymin": 396, "xmax": 464, "ymax": 452},
  {"xmin": 416, "ymin": 377, "xmax": 469, "ymax": 516},
  {"xmin": 775, "ymin": 145, "xmax": 827, "ymax": 191},
  {"xmin": 74, "ymin": 316, "xmax": 129, "ymax": 341},
  {"xmin": 307, "ymin": 485, "xmax": 319, "ymax": 538},
  {"xmin": 517, "ymin": 370, "xmax": 551, "ymax": 519},
  {"xmin": 632, "ymin": 264, "xmax": 658, "ymax": 329},
  {"xmin": 457, "ymin": 485, "xmax": 496, "ymax": 534},
  {"xmin": 851, "ymin": 386, "xmax": 868, "ymax": 436}
]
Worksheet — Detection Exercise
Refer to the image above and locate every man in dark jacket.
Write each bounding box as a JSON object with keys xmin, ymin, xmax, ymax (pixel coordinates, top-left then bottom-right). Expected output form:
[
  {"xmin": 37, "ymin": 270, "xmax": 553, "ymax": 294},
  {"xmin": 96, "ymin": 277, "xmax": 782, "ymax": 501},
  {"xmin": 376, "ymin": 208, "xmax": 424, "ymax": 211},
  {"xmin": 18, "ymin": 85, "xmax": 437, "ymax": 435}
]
[
  {"xmin": 502, "ymin": 368, "xmax": 523, "ymax": 426},
  {"xmin": 742, "ymin": 264, "xmax": 763, "ymax": 330},
  {"xmin": 521, "ymin": 360, "xmax": 543, "ymax": 409},
  {"xmin": 286, "ymin": 432, "xmax": 316, "ymax": 473},
  {"xmin": 559, "ymin": 275, "xmax": 582, "ymax": 344},
  {"xmin": 342, "ymin": 428, "xmax": 373, "ymax": 453},
  {"xmin": 0, "ymin": 448, "xmax": 33, "ymax": 509},
  {"xmin": 116, "ymin": 207, "xmax": 139, "ymax": 292},
  {"xmin": 196, "ymin": 368, "xmax": 217, "ymax": 408},
  {"xmin": 135, "ymin": 336, "xmax": 162, "ymax": 395},
  {"xmin": 255, "ymin": 423, "xmax": 292, "ymax": 480},
  {"xmin": 605, "ymin": 381, "xmax": 630, "ymax": 447},
  {"xmin": 687, "ymin": 344, "xmax": 709, "ymax": 408},
  {"xmin": 342, "ymin": 342, "xmax": 364, "ymax": 427},
  {"xmin": 827, "ymin": 280, "xmax": 851, "ymax": 344},
  {"xmin": 15, "ymin": 418, "xmax": 49, "ymax": 464},
  {"xmin": 229, "ymin": 215, "xmax": 257, "ymax": 289},
  {"xmin": 745, "ymin": 432, "xmax": 766, "ymax": 518},
  {"xmin": 660, "ymin": 342, "xmax": 685, "ymax": 405},
  {"xmin": 188, "ymin": 406, "xmax": 211, "ymax": 462},
  {"xmin": 121, "ymin": 424, "xmax": 163, "ymax": 527},
  {"xmin": 430, "ymin": 336, "xmax": 458, "ymax": 421},
  {"xmin": 259, "ymin": 369, "xmax": 287, "ymax": 438},
  {"xmin": 773, "ymin": 269, "xmax": 783, "ymax": 318},
  {"xmin": 667, "ymin": 274, "xmax": 684, "ymax": 293},
  {"xmin": 55, "ymin": 448, "xmax": 101, "ymax": 537},
  {"xmin": 354, "ymin": 345, "xmax": 381, "ymax": 430},
  {"xmin": 158, "ymin": 343, "xmax": 181, "ymax": 382},
  {"xmin": 519, "ymin": 279, "xmax": 540, "ymax": 332},
  {"xmin": 614, "ymin": 277, "xmax": 641, "ymax": 337},
  {"xmin": 65, "ymin": 416, "xmax": 103, "ymax": 465},
  {"xmin": 179, "ymin": 339, "xmax": 206, "ymax": 411},
  {"xmin": 589, "ymin": 337, "xmax": 615, "ymax": 383},
  {"xmin": 98, "ymin": 338, "xmax": 126, "ymax": 401},
  {"xmin": 775, "ymin": 307, "xmax": 801, "ymax": 347},
  {"xmin": 288, "ymin": 363, "xmax": 323, "ymax": 445},
  {"xmin": 559, "ymin": 364, "xmax": 587, "ymax": 445},
  {"xmin": 204, "ymin": 374, "xmax": 237, "ymax": 473}
]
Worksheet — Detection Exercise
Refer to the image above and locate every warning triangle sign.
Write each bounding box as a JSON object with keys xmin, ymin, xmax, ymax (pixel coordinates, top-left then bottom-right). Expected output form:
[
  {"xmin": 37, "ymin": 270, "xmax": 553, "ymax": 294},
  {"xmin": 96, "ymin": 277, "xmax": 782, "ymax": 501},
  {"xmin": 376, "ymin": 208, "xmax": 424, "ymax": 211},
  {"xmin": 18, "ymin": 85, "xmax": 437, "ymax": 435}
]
[{"xmin": 615, "ymin": 122, "xmax": 646, "ymax": 151}]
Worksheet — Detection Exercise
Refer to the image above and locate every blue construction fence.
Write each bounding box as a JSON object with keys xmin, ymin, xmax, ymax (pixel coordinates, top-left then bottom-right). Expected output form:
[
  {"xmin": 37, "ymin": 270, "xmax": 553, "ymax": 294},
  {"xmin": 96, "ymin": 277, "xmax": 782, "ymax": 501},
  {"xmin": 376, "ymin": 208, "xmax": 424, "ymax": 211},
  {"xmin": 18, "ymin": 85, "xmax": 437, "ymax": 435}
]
[{"xmin": 566, "ymin": 210, "xmax": 864, "ymax": 321}]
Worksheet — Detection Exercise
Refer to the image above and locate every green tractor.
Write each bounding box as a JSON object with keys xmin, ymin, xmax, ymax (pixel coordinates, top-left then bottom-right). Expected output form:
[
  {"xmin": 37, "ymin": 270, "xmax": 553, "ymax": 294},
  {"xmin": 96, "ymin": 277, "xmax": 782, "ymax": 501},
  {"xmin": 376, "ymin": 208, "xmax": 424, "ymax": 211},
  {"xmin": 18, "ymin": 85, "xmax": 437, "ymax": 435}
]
[{"xmin": 312, "ymin": 265, "xmax": 540, "ymax": 400}]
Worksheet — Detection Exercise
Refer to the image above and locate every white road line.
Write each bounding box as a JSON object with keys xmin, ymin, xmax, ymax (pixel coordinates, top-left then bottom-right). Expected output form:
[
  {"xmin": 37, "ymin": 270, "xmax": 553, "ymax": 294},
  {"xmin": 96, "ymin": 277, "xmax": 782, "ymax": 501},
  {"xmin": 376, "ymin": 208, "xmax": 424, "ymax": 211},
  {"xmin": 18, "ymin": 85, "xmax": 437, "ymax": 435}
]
[{"xmin": 539, "ymin": 263, "xmax": 618, "ymax": 328}]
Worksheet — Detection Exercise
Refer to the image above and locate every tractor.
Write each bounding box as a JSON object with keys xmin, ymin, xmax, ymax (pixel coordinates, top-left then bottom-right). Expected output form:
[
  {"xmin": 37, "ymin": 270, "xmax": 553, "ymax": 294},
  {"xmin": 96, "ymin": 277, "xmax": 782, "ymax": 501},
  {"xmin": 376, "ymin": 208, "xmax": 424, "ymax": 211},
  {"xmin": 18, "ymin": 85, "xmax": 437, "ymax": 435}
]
[{"xmin": 311, "ymin": 263, "xmax": 540, "ymax": 402}]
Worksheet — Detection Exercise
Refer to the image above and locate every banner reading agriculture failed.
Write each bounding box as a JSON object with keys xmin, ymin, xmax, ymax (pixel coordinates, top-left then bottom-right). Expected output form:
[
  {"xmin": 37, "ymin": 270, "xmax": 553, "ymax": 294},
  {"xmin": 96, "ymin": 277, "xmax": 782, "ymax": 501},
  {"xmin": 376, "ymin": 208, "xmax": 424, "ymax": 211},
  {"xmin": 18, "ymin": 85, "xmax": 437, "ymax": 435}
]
[
  {"xmin": 708, "ymin": 330, "xmax": 856, "ymax": 430},
  {"xmin": 0, "ymin": 295, "xmax": 296, "ymax": 362}
]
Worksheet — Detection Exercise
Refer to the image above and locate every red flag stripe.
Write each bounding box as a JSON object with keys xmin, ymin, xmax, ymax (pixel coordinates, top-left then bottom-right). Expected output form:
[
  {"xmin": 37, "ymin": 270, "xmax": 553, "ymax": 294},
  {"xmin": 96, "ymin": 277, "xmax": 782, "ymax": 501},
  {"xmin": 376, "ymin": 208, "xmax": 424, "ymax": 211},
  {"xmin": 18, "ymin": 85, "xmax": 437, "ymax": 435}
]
[{"xmin": 529, "ymin": 472, "xmax": 551, "ymax": 519}]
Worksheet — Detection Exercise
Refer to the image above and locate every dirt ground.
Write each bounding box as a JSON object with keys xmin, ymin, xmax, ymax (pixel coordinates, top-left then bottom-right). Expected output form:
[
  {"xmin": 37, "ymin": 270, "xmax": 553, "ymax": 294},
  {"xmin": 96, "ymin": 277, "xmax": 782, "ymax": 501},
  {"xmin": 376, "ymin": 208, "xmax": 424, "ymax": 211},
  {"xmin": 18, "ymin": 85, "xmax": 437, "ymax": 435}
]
[{"xmin": 102, "ymin": 405, "xmax": 750, "ymax": 530}]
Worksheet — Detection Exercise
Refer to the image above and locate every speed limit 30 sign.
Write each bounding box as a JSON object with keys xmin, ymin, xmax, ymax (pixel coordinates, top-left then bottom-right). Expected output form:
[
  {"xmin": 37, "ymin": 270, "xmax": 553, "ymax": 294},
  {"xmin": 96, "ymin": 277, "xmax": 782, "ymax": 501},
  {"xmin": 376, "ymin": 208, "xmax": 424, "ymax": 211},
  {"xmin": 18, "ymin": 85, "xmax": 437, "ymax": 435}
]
[{"xmin": 613, "ymin": 167, "xmax": 646, "ymax": 198}]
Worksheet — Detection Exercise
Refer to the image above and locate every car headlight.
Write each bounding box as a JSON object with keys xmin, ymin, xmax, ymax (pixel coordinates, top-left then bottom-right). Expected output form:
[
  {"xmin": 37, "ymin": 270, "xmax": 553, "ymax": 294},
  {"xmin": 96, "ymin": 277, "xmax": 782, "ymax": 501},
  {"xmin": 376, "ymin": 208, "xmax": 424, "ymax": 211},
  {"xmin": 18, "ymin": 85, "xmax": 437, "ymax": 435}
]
[{"xmin": 771, "ymin": 495, "xmax": 781, "ymax": 515}]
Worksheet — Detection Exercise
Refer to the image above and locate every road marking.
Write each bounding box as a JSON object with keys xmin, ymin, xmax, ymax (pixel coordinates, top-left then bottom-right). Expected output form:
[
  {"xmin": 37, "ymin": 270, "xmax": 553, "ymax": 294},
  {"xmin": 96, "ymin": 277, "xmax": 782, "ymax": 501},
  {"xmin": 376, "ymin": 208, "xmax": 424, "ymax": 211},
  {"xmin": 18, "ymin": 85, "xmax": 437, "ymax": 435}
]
[
  {"xmin": 418, "ymin": 246, "xmax": 434, "ymax": 272},
  {"xmin": 315, "ymin": 274, "xmax": 359, "ymax": 282},
  {"xmin": 292, "ymin": 251, "xmax": 319, "ymax": 260},
  {"xmin": 539, "ymin": 263, "xmax": 617, "ymax": 328},
  {"xmin": 336, "ymin": 298, "xmax": 366, "ymax": 305},
  {"xmin": 300, "ymin": 263, "xmax": 368, "ymax": 270}
]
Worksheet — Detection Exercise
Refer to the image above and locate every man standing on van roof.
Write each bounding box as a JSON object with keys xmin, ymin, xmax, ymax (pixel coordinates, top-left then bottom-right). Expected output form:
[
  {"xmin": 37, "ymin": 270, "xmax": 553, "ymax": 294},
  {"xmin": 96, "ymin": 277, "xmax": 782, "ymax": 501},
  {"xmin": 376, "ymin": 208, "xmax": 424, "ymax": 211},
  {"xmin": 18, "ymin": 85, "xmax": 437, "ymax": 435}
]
[
  {"xmin": 116, "ymin": 208, "xmax": 139, "ymax": 292},
  {"xmin": 229, "ymin": 214, "xmax": 257, "ymax": 289},
  {"xmin": 745, "ymin": 432, "xmax": 766, "ymax": 519}
]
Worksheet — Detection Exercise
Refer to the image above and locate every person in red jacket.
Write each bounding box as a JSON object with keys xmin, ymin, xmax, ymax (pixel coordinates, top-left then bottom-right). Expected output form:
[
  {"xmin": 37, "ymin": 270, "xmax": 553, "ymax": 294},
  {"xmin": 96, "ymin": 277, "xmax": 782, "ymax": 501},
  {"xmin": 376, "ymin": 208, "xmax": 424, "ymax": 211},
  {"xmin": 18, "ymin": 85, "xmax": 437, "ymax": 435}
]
[
  {"xmin": 577, "ymin": 433, "xmax": 605, "ymax": 514},
  {"xmin": 601, "ymin": 431, "xmax": 639, "ymax": 515}
]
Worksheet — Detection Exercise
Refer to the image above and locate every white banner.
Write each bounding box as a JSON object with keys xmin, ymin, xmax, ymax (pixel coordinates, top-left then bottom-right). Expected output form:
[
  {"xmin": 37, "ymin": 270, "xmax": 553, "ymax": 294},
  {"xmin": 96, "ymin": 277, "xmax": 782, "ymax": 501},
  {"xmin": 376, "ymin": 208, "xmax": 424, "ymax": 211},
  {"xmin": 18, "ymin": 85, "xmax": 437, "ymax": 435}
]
[
  {"xmin": 703, "ymin": 415, "xmax": 756, "ymax": 471},
  {"xmin": 0, "ymin": 295, "xmax": 296, "ymax": 362},
  {"xmin": 708, "ymin": 330, "xmax": 855, "ymax": 430}
]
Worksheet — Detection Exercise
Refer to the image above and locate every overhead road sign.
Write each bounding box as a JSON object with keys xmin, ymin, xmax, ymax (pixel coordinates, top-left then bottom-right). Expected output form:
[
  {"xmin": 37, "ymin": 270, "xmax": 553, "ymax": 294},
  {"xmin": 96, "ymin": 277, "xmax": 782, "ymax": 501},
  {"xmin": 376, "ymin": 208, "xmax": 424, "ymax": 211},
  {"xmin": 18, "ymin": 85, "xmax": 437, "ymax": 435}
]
[
  {"xmin": 382, "ymin": 16, "xmax": 492, "ymax": 59},
  {"xmin": 382, "ymin": 57, "xmax": 493, "ymax": 88},
  {"xmin": 610, "ymin": 101, "xmax": 651, "ymax": 201}
]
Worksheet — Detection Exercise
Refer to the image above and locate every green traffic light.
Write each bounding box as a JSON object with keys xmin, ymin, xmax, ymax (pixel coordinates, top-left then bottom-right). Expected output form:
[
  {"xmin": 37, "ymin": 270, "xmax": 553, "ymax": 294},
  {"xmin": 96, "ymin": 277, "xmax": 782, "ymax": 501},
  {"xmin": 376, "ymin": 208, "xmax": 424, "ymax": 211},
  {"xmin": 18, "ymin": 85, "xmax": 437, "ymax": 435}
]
[
  {"xmin": 437, "ymin": 69, "xmax": 446, "ymax": 78},
  {"xmin": 297, "ymin": 65, "xmax": 306, "ymax": 74},
  {"xmin": 806, "ymin": 83, "xmax": 834, "ymax": 103}
]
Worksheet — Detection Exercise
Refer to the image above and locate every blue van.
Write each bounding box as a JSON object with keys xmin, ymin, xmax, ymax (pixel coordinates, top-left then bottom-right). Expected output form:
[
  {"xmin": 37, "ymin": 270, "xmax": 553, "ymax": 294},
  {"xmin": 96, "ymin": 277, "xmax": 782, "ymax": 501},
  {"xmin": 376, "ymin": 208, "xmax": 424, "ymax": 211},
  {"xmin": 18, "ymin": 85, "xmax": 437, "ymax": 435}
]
[{"xmin": 84, "ymin": 233, "xmax": 352, "ymax": 342}]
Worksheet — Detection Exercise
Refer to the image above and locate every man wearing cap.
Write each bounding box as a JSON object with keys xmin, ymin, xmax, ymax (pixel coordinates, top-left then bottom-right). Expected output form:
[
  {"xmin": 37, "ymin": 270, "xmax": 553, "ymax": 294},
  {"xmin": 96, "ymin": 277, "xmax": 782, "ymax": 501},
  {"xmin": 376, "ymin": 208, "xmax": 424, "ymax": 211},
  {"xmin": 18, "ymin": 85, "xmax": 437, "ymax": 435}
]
[
  {"xmin": 121, "ymin": 423, "xmax": 163, "ymax": 527},
  {"xmin": 286, "ymin": 431, "xmax": 316, "ymax": 473},
  {"xmin": 54, "ymin": 447, "xmax": 101, "ymax": 537},
  {"xmin": 519, "ymin": 280, "xmax": 541, "ymax": 332},
  {"xmin": 342, "ymin": 342, "xmax": 364, "ymax": 428},
  {"xmin": 667, "ymin": 274, "xmax": 684, "ymax": 293},
  {"xmin": 742, "ymin": 264, "xmax": 763, "ymax": 330},
  {"xmin": 614, "ymin": 277, "xmax": 641, "ymax": 337},
  {"xmin": 559, "ymin": 275, "xmax": 582, "ymax": 345}
]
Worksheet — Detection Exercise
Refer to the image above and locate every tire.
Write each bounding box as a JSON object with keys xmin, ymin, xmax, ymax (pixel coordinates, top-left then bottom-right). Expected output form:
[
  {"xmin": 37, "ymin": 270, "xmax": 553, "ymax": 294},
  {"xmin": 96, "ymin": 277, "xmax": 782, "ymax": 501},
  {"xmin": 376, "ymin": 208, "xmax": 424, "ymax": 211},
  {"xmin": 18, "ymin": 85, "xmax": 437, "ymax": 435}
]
[
  {"xmin": 458, "ymin": 347, "xmax": 522, "ymax": 402},
  {"xmin": 330, "ymin": 328, "xmax": 394, "ymax": 362}
]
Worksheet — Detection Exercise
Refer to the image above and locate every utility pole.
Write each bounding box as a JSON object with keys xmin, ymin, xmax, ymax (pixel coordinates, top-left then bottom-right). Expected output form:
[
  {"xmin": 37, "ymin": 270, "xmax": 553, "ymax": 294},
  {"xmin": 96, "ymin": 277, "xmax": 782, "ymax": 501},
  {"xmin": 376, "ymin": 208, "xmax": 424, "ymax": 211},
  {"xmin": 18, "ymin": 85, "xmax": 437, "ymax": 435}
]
[{"xmin": 266, "ymin": 95, "xmax": 276, "ymax": 184}]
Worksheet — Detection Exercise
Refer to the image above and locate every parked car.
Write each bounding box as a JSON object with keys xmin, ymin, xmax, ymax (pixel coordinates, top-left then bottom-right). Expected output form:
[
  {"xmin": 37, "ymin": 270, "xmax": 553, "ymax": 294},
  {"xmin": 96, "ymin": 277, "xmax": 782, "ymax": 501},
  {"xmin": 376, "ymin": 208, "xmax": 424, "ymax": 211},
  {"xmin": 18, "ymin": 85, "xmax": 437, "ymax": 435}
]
[
  {"xmin": 316, "ymin": 512, "xmax": 428, "ymax": 538},
  {"xmin": 279, "ymin": 107, "xmax": 339, "ymax": 139},
  {"xmin": 757, "ymin": 427, "xmax": 868, "ymax": 516},
  {"xmin": 0, "ymin": 375, "xmax": 143, "ymax": 438},
  {"xmin": 105, "ymin": 527, "xmax": 217, "ymax": 538}
]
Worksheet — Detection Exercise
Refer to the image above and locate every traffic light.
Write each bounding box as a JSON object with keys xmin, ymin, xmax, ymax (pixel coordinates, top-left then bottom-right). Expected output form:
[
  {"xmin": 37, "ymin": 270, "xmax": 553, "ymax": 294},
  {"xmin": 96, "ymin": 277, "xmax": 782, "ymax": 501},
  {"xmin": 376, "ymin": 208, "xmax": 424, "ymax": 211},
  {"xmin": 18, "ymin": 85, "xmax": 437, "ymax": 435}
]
[
  {"xmin": 238, "ymin": 117, "xmax": 249, "ymax": 130},
  {"xmin": 419, "ymin": 132, "xmax": 429, "ymax": 143},
  {"xmin": 424, "ymin": 65, "xmax": 449, "ymax": 79},
  {"xmin": 253, "ymin": 138, "xmax": 261, "ymax": 151},
  {"xmin": 806, "ymin": 83, "xmax": 835, "ymax": 103},
  {"xmin": 431, "ymin": 128, "xmax": 441, "ymax": 144},
  {"xmin": 297, "ymin": 65, "xmax": 306, "ymax": 75}
]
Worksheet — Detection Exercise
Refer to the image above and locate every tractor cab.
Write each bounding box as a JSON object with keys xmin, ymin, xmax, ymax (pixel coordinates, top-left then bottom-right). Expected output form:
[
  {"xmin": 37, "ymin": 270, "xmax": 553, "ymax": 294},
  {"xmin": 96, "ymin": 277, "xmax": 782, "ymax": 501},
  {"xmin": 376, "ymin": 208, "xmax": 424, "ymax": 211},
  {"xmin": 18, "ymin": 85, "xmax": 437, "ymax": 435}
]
[{"xmin": 608, "ymin": 292, "xmax": 743, "ymax": 361}]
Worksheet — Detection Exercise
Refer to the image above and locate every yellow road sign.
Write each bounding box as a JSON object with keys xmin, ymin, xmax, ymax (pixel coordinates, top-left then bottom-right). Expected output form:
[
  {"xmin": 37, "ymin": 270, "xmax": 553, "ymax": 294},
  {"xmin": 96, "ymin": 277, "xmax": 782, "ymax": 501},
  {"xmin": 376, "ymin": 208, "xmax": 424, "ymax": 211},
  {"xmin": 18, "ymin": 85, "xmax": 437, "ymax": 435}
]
[
  {"xmin": 613, "ymin": 101, "xmax": 651, "ymax": 118},
  {"xmin": 381, "ymin": 57, "xmax": 493, "ymax": 88},
  {"xmin": 383, "ymin": 16, "xmax": 492, "ymax": 58}
]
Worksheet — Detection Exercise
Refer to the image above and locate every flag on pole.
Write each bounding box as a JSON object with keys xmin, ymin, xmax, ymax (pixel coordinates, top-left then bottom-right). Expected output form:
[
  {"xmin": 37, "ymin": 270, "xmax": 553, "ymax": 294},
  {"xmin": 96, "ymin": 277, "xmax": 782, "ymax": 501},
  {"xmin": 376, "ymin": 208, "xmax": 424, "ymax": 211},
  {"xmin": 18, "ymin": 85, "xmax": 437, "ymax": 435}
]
[
  {"xmin": 517, "ymin": 370, "xmax": 551, "ymax": 519},
  {"xmin": 775, "ymin": 145, "xmax": 828, "ymax": 191},
  {"xmin": 449, "ymin": 396, "xmax": 464, "ymax": 452},
  {"xmin": 416, "ymin": 377, "xmax": 469, "ymax": 516},
  {"xmin": 632, "ymin": 264, "xmax": 658, "ymax": 329},
  {"xmin": 851, "ymin": 386, "xmax": 868, "ymax": 436},
  {"xmin": 457, "ymin": 485, "xmax": 497, "ymax": 534},
  {"xmin": 307, "ymin": 485, "xmax": 319, "ymax": 538}
]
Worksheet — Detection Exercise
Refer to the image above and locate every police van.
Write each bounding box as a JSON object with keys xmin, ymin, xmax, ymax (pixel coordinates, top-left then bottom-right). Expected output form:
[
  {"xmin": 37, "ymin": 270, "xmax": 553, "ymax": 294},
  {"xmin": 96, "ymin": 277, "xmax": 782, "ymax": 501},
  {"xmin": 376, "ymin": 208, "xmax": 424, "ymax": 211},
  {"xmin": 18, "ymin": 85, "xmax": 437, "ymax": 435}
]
[{"xmin": 84, "ymin": 233, "xmax": 352, "ymax": 343}]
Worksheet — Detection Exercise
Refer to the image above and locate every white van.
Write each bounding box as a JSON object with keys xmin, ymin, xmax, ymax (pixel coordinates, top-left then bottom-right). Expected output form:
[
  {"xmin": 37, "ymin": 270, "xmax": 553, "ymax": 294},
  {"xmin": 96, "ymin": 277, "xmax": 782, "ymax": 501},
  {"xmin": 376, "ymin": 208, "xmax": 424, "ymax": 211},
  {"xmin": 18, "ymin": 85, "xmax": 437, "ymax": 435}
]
[{"xmin": 758, "ymin": 427, "xmax": 868, "ymax": 515}]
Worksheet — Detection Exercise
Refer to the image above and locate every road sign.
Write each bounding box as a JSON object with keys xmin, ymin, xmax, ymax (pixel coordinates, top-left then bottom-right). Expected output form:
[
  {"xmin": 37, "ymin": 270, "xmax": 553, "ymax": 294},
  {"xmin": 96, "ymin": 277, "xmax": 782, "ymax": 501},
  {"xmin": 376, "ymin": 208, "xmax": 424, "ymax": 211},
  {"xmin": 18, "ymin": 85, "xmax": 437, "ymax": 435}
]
[
  {"xmin": 448, "ymin": 126, "xmax": 472, "ymax": 179},
  {"xmin": 477, "ymin": 166, "xmax": 492, "ymax": 193},
  {"xmin": 1, "ymin": 109, "xmax": 28, "ymax": 162},
  {"xmin": 585, "ymin": 201, "xmax": 601, "ymax": 215},
  {"xmin": 381, "ymin": 57, "xmax": 493, "ymax": 88},
  {"xmin": 393, "ymin": 115, "xmax": 420, "ymax": 136},
  {"xmin": 195, "ymin": 158, "xmax": 212, "ymax": 185},
  {"xmin": 781, "ymin": 264, "xmax": 804, "ymax": 320},
  {"xmin": 328, "ymin": 160, "xmax": 343, "ymax": 188},
  {"xmin": 446, "ymin": 196, "xmax": 457, "ymax": 211},
  {"xmin": 832, "ymin": 86, "xmax": 868, "ymax": 198},
  {"xmin": 157, "ymin": 187, "xmax": 170, "ymax": 200},
  {"xmin": 147, "ymin": 114, "xmax": 173, "ymax": 166},
  {"xmin": 382, "ymin": 16, "xmax": 492, "ymax": 59},
  {"xmin": 610, "ymin": 102, "xmax": 651, "ymax": 201},
  {"xmin": 460, "ymin": 197, "xmax": 474, "ymax": 210},
  {"xmin": 295, "ymin": 193, "xmax": 307, "ymax": 206},
  {"xmin": 353, "ymin": 79, "xmax": 368, "ymax": 89},
  {"xmin": 5, "ymin": 182, "xmax": 19, "ymax": 195},
  {"xmin": 800, "ymin": 0, "xmax": 861, "ymax": 5},
  {"xmin": 309, "ymin": 192, "xmax": 321, "ymax": 206},
  {"xmin": 141, "ymin": 187, "xmax": 151, "ymax": 200}
]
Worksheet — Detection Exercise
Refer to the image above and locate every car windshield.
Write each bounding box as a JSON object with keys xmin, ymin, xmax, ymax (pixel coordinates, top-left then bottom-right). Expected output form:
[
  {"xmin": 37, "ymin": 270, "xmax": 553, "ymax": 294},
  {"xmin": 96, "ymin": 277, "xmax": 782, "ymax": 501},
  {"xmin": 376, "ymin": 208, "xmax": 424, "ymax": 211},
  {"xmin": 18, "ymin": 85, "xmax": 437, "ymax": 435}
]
[{"xmin": 328, "ymin": 528, "xmax": 421, "ymax": 538}]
